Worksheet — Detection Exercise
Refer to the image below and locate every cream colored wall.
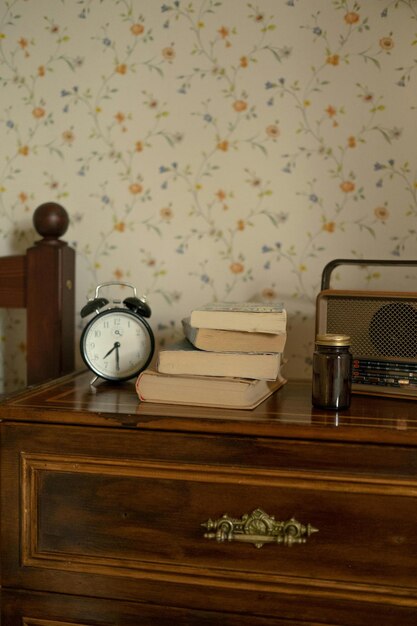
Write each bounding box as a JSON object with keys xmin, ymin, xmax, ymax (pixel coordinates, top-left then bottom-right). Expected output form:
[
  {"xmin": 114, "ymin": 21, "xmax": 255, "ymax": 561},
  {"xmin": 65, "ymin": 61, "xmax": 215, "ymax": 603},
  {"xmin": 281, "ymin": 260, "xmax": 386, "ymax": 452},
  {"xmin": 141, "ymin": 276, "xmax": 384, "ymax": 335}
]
[{"xmin": 1, "ymin": 0, "xmax": 416, "ymax": 391}]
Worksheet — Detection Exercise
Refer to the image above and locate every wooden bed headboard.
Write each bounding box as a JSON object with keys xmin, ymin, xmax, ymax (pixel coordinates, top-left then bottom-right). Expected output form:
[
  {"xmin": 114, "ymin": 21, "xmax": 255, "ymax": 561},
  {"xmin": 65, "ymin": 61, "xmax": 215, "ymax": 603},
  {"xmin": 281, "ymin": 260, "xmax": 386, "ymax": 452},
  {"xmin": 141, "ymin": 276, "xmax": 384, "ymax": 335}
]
[{"xmin": 0, "ymin": 202, "xmax": 75, "ymax": 386}]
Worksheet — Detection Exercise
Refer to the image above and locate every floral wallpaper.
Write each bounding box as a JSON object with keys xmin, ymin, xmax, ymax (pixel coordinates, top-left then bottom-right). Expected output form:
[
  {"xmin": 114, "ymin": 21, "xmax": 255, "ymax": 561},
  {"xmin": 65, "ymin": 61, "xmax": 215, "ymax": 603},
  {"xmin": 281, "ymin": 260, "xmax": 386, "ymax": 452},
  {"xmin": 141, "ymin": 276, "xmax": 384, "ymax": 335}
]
[{"xmin": 1, "ymin": 0, "xmax": 416, "ymax": 392}]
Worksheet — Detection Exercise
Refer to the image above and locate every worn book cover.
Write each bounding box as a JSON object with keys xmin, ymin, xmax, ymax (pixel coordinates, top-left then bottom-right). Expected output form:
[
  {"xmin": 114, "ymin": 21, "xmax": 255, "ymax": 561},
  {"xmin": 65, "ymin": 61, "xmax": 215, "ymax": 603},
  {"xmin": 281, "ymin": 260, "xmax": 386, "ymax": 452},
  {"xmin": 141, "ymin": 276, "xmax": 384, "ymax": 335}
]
[
  {"xmin": 182, "ymin": 317, "xmax": 287, "ymax": 353},
  {"xmin": 190, "ymin": 301, "xmax": 287, "ymax": 334},
  {"xmin": 136, "ymin": 369, "xmax": 287, "ymax": 409},
  {"xmin": 157, "ymin": 338, "xmax": 282, "ymax": 380}
]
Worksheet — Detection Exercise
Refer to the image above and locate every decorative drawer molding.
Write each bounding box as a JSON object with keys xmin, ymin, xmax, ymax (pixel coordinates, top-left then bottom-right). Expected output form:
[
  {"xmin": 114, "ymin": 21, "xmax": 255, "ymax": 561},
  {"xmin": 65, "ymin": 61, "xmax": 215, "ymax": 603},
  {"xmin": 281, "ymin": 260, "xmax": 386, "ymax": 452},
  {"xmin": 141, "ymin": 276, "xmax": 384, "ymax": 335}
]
[
  {"xmin": 20, "ymin": 452, "xmax": 417, "ymax": 609},
  {"xmin": 21, "ymin": 451, "xmax": 417, "ymax": 494}
]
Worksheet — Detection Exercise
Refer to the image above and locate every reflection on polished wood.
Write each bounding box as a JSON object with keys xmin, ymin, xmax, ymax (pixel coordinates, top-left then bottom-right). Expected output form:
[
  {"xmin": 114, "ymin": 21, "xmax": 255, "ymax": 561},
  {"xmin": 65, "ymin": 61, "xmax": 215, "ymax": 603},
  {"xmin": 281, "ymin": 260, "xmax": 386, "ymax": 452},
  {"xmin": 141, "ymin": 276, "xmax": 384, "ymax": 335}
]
[{"xmin": 5, "ymin": 370, "xmax": 417, "ymax": 442}]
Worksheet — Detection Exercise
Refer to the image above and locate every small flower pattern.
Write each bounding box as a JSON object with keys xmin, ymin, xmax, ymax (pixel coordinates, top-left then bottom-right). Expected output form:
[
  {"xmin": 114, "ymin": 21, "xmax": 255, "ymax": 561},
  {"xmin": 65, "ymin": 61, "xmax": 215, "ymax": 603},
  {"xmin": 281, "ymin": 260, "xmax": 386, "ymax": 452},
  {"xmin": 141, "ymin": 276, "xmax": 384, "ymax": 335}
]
[{"xmin": 0, "ymin": 0, "xmax": 416, "ymax": 391}]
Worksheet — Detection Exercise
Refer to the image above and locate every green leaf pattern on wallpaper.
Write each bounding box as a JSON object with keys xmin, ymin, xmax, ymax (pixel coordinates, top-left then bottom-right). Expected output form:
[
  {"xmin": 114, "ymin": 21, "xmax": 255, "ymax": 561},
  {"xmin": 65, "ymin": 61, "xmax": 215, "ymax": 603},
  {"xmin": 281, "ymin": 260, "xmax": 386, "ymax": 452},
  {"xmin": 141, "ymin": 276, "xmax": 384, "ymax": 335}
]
[{"xmin": 0, "ymin": 0, "xmax": 416, "ymax": 391}]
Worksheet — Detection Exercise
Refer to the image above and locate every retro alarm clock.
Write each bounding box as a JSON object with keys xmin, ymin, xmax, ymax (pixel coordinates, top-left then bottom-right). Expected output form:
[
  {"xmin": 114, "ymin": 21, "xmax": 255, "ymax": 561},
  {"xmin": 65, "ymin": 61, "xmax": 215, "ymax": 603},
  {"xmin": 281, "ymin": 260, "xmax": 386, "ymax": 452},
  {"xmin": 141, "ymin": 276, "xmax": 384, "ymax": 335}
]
[{"xmin": 80, "ymin": 281, "xmax": 155, "ymax": 383}]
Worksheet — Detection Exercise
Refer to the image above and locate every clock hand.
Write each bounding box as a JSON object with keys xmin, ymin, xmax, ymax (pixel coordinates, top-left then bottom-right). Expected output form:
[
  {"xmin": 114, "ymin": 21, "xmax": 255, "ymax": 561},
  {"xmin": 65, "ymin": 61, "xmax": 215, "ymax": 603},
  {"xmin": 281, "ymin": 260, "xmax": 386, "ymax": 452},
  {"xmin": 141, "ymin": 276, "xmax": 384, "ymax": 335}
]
[
  {"xmin": 103, "ymin": 341, "xmax": 120, "ymax": 360},
  {"xmin": 115, "ymin": 343, "xmax": 120, "ymax": 371}
]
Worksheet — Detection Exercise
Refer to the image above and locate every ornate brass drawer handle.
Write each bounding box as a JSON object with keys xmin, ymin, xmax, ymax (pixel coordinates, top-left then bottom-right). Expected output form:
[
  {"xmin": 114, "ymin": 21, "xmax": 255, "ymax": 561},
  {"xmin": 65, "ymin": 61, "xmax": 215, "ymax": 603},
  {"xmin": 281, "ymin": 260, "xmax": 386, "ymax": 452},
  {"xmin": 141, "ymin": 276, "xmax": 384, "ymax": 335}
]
[{"xmin": 202, "ymin": 508, "xmax": 318, "ymax": 549}]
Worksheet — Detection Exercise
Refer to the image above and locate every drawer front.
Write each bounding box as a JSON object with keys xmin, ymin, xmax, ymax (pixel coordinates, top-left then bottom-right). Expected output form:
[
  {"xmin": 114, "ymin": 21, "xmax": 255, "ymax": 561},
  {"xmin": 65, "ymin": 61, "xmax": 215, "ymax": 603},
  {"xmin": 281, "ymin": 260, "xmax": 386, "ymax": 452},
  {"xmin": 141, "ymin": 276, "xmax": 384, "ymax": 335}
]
[
  {"xmin": 19, "ymin": 451, "xmax": 417, "ymax": 585},
  {"xmin": 2, "ymin": 424, "xmax": 417, "ymax": 624}
]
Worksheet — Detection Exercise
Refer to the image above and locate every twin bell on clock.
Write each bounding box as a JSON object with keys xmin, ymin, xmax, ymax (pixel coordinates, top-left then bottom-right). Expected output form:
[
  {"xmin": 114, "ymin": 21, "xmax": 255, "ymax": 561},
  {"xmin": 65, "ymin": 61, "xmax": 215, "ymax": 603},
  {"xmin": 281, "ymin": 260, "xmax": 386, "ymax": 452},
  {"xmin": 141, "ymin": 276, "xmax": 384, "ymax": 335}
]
[{"xmin": 80, "ymin": 281, "xmax": 155, "ymax": 383}]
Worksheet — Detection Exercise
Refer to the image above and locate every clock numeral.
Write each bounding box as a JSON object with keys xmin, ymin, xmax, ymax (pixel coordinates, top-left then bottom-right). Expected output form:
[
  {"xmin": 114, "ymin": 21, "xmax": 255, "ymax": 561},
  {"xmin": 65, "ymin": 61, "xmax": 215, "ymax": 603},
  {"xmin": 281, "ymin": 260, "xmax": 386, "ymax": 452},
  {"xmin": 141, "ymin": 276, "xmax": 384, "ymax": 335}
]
[
  {"xmin": 89, "ymin": 342, "xmax": 95, "ymax": 349},
  {"xmin": 94, "ymin": 330, "xmax": 101, "ymax": 338}
]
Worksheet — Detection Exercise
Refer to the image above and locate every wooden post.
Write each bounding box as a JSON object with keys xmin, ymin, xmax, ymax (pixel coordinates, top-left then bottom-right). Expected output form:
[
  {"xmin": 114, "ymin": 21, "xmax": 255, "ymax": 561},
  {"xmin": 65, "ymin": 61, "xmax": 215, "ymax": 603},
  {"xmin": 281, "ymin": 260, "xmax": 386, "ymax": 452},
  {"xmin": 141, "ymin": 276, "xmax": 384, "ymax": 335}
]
[{"xmin": 26, "ymin": 203, "xmax": 75, "ymax": 385}]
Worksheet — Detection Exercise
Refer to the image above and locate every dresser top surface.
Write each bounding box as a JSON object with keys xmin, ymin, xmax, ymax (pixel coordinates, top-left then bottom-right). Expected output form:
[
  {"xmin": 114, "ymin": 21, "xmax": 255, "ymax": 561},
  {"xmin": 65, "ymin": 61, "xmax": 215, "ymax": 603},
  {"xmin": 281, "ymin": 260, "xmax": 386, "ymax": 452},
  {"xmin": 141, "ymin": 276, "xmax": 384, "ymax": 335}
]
[{"xmin": 0, "ymin": 370, "xmax": 416, "ymax": 445}]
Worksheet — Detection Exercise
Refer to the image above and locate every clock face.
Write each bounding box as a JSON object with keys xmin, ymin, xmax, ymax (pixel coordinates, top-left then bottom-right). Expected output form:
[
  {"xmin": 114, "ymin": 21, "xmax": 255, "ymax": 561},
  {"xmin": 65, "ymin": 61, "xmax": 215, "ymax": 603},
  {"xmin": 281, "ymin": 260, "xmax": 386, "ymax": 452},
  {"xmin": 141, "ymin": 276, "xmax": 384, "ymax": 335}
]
[{"xmin": 80, "ymin": 308, "xmax": 154, "ymax": 381}]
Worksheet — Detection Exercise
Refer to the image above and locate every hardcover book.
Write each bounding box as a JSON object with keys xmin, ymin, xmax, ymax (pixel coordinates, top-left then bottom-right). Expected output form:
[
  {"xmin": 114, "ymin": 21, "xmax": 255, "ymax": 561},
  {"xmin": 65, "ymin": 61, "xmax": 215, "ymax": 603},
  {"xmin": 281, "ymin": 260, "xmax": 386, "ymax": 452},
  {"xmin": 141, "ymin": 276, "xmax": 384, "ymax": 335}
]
[
  {"xmin": 190, "ymin": 301, "xmax": 286, "ymax": 334},
  {"xmin": 182, "ymin": 317, "xmax": 287, "ymax": 353},
  {"xmin": 157, "ymin": 338, "xmax": 282, "ymax": 380},
  {"xmin": 136, "ymin": 369, "xmax": 287, "ymax": 409}
]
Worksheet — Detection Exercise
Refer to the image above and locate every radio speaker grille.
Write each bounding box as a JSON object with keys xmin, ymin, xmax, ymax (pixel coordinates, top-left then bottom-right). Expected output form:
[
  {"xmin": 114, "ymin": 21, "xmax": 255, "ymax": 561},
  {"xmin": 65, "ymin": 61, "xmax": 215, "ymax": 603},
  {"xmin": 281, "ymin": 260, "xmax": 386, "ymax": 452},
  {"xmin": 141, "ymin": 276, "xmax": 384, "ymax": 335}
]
[{"xmin": 325, "ymin": 296, "xmax": 417, "ymax": 360}]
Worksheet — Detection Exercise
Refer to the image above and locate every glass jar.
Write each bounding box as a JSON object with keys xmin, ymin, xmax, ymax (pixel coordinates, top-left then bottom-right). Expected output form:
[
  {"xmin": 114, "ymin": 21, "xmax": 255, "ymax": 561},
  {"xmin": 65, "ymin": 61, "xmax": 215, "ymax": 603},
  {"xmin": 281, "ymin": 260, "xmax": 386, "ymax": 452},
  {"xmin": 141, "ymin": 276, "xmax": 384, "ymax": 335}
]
[{"xmin": 312, "ymin": 334, "xmax": 352, "ymax": 410}]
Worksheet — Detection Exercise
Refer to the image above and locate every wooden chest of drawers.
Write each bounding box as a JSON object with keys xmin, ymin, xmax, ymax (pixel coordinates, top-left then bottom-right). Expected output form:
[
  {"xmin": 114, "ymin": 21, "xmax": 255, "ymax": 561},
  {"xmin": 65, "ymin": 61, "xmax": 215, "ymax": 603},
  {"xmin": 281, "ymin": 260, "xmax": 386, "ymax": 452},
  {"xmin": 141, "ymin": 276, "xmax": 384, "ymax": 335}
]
[{"xmin": 1, "ymin": 372, "xmax": 417, "ymax": 624}]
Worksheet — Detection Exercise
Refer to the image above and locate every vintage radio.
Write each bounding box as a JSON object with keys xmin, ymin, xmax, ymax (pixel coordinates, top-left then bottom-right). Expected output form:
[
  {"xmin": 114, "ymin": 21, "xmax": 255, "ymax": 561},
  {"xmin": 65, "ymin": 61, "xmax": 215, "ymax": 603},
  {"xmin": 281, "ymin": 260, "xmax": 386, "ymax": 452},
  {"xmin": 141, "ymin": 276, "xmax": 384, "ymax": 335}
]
[{"xmin": 315, "ymin": 258, "xmax": 417, "ymax": 398}]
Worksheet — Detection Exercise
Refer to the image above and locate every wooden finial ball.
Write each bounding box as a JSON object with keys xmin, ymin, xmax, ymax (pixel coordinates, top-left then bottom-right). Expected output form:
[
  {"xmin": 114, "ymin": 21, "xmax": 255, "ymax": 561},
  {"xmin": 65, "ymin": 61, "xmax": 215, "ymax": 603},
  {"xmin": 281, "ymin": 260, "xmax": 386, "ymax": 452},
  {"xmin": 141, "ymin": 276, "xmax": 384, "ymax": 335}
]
[{"xmin": 33, "ymin": 202, "xmax": 69, "ymax": 239}]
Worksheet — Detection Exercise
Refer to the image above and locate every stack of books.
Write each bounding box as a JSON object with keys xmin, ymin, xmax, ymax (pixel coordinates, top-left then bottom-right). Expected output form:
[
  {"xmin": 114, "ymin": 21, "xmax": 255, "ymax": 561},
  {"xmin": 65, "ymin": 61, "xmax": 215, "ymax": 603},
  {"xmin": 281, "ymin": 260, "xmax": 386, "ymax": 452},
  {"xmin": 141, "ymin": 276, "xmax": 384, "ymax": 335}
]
[{"xmin": 136, "ymin": 302, "xmax": 287, "ymax": 409}]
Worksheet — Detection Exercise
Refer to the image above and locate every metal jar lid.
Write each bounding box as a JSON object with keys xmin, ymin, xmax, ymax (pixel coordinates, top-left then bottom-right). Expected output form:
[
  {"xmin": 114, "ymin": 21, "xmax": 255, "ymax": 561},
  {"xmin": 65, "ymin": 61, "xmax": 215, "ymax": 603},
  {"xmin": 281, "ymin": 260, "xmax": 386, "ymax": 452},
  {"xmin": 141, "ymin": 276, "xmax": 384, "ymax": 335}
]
[{"xmin": 315, "ymin": 333, "xmax": 351, "ymax": 346}]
